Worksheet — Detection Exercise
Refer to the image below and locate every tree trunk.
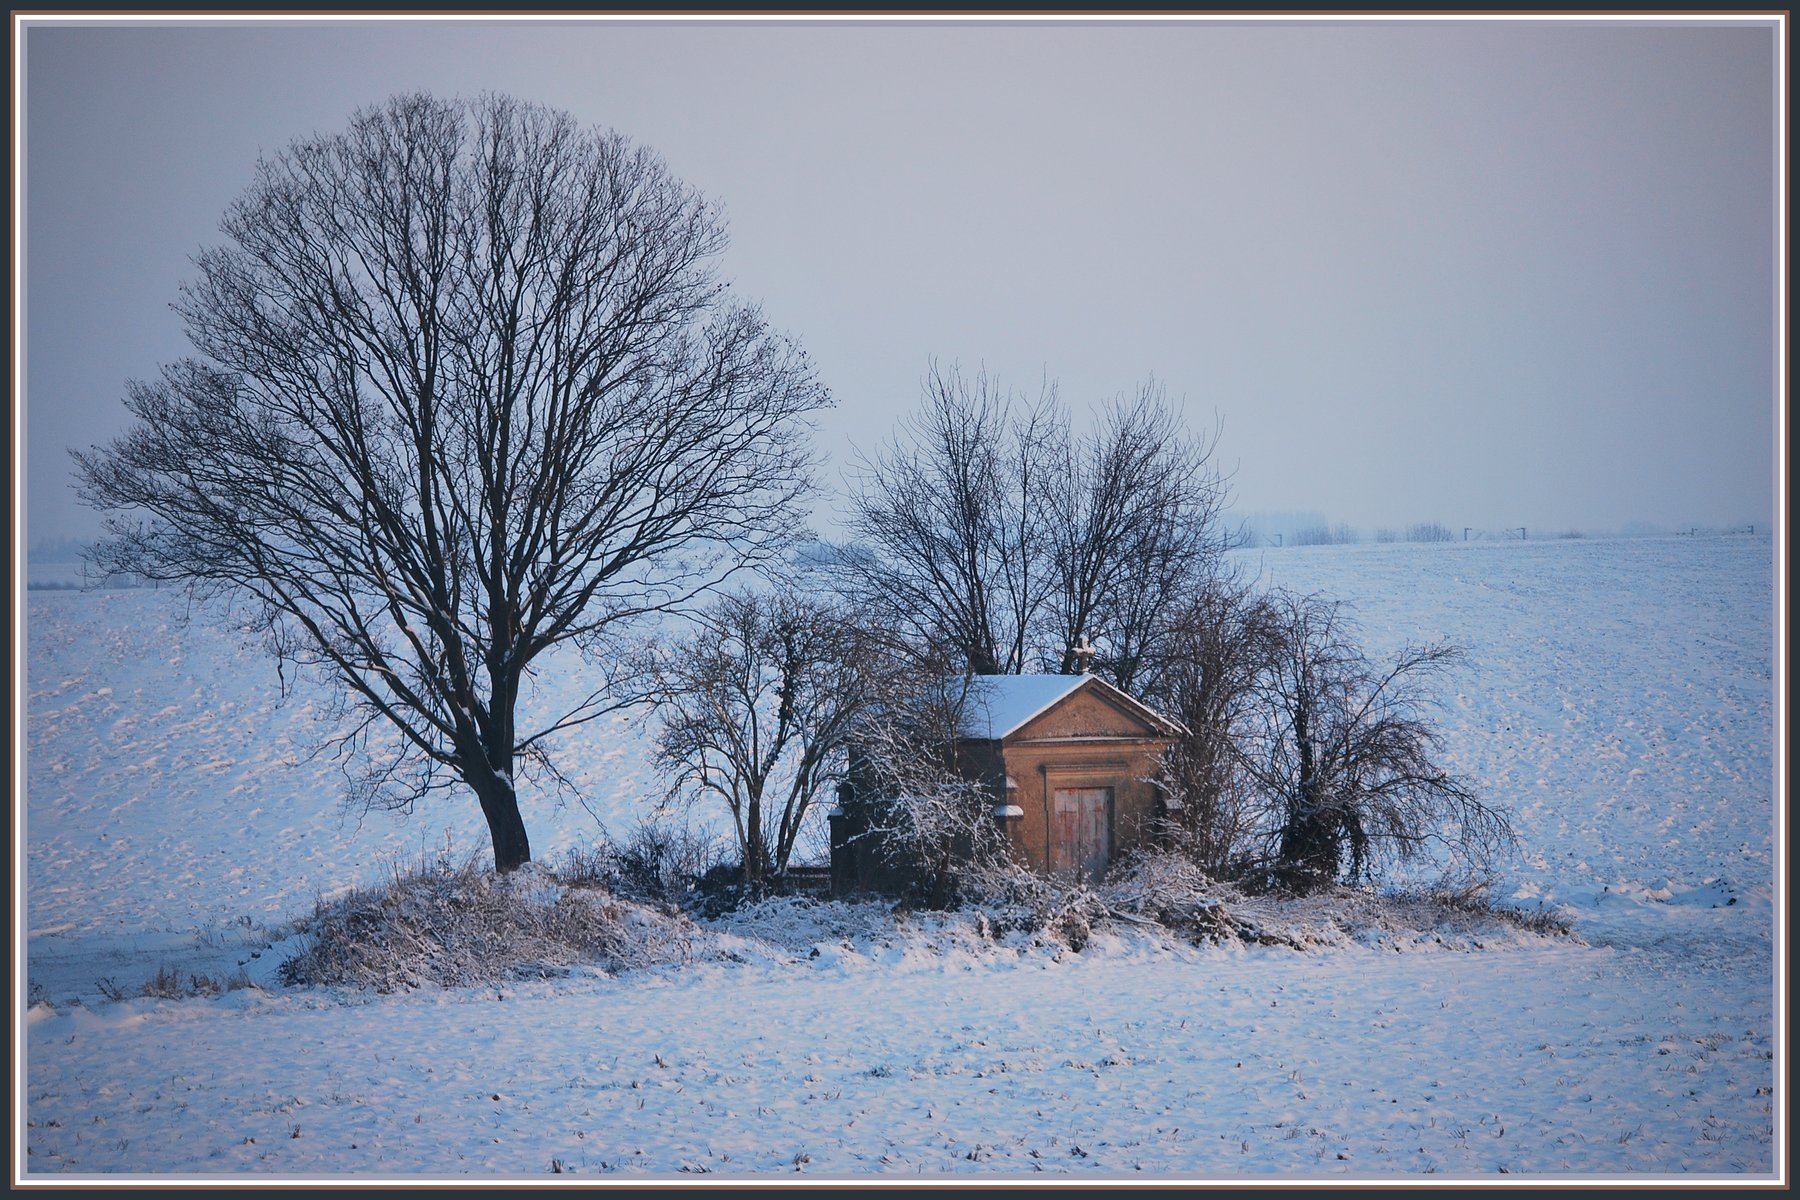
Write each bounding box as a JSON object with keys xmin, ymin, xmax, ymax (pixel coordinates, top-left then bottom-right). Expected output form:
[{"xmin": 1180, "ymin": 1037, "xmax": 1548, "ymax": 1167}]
[
  {"xmin": 465, "ymin": 760, "xmax": 532, "ymax": 873},
  {"xmin": 1277, "ymin": 693, "xmax": 1337, "ymax": 892},
  {"xmin": 744, "ymin": 795, "xmax": 765, "ymax": 891}
]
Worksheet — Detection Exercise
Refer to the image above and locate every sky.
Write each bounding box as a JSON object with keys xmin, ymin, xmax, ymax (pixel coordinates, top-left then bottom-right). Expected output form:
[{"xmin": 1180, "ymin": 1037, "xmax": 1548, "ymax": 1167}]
[{"xmin": 13, "ymin": 14, "xmax": 1785, "ymax": 547}]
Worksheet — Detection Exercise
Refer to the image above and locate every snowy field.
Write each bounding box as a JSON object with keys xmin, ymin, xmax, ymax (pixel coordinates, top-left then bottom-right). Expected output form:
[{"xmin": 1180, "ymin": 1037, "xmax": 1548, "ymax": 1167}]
[{"xmin": 17, "ymin": 533, "xmax": 1783, "ymax": 1183}]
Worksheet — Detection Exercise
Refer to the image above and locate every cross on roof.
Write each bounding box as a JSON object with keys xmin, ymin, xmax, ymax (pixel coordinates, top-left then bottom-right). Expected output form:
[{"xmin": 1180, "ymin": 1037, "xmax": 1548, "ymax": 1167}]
[{"xmin": 1070, "ymin": 636, "xmax": 1097, "ymax": 674}]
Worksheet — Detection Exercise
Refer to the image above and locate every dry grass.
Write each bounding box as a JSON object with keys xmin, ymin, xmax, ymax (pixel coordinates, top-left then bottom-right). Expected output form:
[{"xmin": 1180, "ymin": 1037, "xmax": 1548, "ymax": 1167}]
[{"xmin": 96, "ymin": 964, "xmax": 260, "ymax": 1002}]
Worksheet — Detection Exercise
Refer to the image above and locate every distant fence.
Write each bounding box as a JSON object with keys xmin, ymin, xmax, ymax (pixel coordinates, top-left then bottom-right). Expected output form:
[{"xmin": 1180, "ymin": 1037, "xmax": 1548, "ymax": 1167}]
[
  {"xmin": 24, "ymin": 567, "xmax": 161, "ymax": 591},
  {"xmin": 1674, "ymin": 524, "xmax": 1759, "ymax": 538}
]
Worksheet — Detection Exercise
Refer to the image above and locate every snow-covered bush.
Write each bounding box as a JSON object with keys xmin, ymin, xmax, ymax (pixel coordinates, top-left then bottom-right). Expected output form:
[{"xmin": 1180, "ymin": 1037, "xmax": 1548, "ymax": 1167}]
[
  {"xmin": 1096, "ymin": 848, "xmax": 1241, "ymax": 942},
  {"xmin": 1089, "ymin": 849, "xmax": 1575, "ymax": 951},
  {"xmin": 951, "ymin": 857, "xmax": 1097, "ymax": 945},
  {"xmin": 279, "ymin": 855, "xmax": 698, "ymax": 991}
]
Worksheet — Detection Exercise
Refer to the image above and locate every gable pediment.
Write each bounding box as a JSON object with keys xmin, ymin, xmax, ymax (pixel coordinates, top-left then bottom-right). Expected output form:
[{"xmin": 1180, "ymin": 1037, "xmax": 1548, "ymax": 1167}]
[
  {"xmin": 954, "ymin": 673, "xmax": 1182, "ymax": 743},
  {"xmin": 1006, "ymin": 683, "xmax": 1173, "ymax": 743}
]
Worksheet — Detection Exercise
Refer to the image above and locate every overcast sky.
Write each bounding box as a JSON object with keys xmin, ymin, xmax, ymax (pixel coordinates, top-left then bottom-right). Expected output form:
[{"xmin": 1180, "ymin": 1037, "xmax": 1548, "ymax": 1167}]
[{"xmin": 16, "ymin": 15, "xmax": 1783, "ymax": 545}]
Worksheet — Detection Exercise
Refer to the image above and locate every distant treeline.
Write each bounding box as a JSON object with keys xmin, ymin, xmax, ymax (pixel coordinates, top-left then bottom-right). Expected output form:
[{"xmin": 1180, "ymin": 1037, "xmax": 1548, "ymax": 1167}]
[
  {"xmin": 27, "ymin": 536, "xmax": 90, "ymax": 563},
  {"xmin": 1235, "ymin": 519, "xmax": 1457, "ymax": 548},
  {"xmin": 1230, "ymin": 518, "xmax": 1761, "ymax": 548}
]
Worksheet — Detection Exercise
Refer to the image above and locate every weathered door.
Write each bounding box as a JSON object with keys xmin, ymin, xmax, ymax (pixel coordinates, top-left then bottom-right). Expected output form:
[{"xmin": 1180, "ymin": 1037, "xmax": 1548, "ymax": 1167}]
[{"xmin": 1051, "ymin": 787, "xmax": 1112, "ymax": 881}]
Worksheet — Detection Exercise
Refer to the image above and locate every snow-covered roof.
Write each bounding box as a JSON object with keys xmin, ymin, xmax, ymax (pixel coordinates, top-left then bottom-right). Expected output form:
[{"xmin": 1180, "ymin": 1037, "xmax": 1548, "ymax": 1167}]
[{"xmin": 952, "ymin": 673, "xmax": 1182, "ymax": 741}]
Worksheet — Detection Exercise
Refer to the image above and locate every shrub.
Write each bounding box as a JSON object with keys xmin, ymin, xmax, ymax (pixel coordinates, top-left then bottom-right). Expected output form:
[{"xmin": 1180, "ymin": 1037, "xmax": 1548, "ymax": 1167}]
[
  {"xmin": 593, "ymin": 816, "xmax": 725, "ymax": 909},
  {"xmin": 1098, "ymin": 850, "xmax": 1242, "ymax": 943},
  {"xmin": 278, "ymin": 853, "xmax": 698, "ymax": 991},
  {"xmin": 1418, "ymin": 880, "xmax": 1576, "ymax": 938},
  {"xmin": 545, "ymin": 817, "xmax": 728, "ymax": 911}
]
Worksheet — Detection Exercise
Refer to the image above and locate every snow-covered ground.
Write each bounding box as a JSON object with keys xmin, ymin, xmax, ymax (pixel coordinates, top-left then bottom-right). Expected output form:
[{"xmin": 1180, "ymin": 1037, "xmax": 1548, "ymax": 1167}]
[{"xmin": 17, "ymin": 533, "xmax": 1782, "ymax": 1183}]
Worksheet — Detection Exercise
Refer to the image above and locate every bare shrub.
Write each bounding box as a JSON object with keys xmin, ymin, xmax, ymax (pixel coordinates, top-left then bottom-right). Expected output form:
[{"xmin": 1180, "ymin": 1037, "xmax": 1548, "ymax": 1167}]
[
  {"xmin": 550, "ymin": 842, "xmax": 618, "ymax": 892},
  {"xmin": 1236, "ymin": 591, "xmax": 1516, "ymax": 894},
  {"xmin": 1405, "ymin": 522, "xmax": 1456, "ymax": 543},
  {"xmin": 278, "ymin": 854, "xmax": 698, "ymax": 991},
  {"xmin": 139, "ymin": 965, "xmax": 237, "ymax": 999},
  {"xmin": 602, "ymin": 817, "xmax": 725, "ymax": 909},
  {"xmin": 609, "ymin": 829, "xmax": 707, "ymax": 908},
  {"xmin": 1416, "ymin": 881, "xmax": 1577, "ymax": 938}
]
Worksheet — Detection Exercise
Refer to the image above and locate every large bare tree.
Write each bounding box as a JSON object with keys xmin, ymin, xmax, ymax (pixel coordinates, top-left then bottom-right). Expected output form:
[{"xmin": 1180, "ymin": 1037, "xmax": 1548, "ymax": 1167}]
[{"xmin": 73, "ymin": 93, "xmax": 827, "ymax": 872}]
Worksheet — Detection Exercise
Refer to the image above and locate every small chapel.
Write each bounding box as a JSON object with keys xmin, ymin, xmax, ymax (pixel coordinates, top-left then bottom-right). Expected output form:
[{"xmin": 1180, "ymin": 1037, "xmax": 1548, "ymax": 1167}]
[{"xmin": 829, "ymin": 652, "xmax": 1185, "ymax": 895}]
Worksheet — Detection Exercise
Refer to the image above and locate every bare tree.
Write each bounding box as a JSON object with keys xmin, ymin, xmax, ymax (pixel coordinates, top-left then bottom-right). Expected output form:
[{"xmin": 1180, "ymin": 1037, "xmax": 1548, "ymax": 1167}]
[
  {"xmin": 1405, "ymin": 522, "xmax": 1456, "ymax": 543},
  {"xmin": 643, "ymin": 584, "xmax": 872, "ymax": 891},
  {"xmin": 842, "ymin": 364, "xmax": 1227, "ymax": 683},
  {"xmin": 1236, "ymin": 591, "xmax": 1515, "ymax": 892},
  {"xmin": 1045, "ymin": 381, "xmax": 1229, "ymax": 690},
  {"xmin": 72, "ymin": 93, "xmax": 827, "ymax": 872},
  {"xmin": 1292, "ymin": 523, "xmax": 1361, "ymax": 547},
  {"xmin": 841, "ymin": 362, "xmax": 1058, "ymax": 675},
  {"xmin": 1143, "ymin": 568, "xmax": 1280, "ymax": 878}
]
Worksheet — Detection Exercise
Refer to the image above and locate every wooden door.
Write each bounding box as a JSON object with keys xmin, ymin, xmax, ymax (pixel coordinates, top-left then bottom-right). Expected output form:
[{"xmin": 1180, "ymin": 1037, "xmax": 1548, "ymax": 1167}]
[{"xmin": 1051, "ymin": 787, "xmax": 1112, "ymax": 881}]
